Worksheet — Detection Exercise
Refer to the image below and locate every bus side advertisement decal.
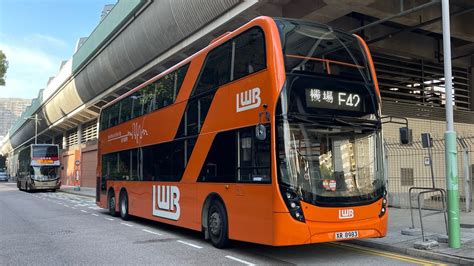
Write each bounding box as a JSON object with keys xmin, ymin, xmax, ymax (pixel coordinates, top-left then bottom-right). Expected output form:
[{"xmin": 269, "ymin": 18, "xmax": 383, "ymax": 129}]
[{"xmin": 152, "ymin": 185, "xmax": 181, "ymax": 220}]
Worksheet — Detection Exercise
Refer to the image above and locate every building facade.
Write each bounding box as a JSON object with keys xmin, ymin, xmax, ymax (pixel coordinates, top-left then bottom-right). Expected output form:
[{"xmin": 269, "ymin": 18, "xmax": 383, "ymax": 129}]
[{"xmin": 0, "ymin": 98, "xmax": 32, "ymax": 140}]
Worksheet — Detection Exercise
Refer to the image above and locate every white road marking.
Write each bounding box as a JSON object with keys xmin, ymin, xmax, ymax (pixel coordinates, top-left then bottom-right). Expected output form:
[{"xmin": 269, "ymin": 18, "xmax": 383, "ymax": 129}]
[
  {"xmin": 225, "ymin": 256, "xmax": 255, "ymax": 266},
  {"xmin": 142, "ymin": 229, "xmax": 162, "ymax": 236},
  {"xmin": 105, "ymin": 218, "xmax": 114, "ymax": 221},
  {"xmin": 121, "ymin": 222, "xmax": 133, "ymax": 227},
  {"xmin": 177, "ymin": 240, "xmax": 203, "ymax": 249},
  {"xmin": 71, "ymin": 207, "xmax": 77, "ymax": 209},
  {"xmin": 91, "ymin": 213, "xmax": 99, "ymax": 217},
  {"xmin": 63, "ymin": 205, "xmax": 69, "ymax": 207},
  {"xmin": 81, "ymin": 210, "xmax": 88, "ymax": 213}
]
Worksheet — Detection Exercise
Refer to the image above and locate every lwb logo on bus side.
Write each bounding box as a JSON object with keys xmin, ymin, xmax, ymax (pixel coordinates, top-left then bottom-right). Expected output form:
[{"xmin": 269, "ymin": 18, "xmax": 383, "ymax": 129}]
[
  {"xmin": 152, "ymin": 185, "xmax": 180, "ymax": 220},
  {"xmin": 339, "ymin": 209, "xmax": 354, "ymax": 219},
  {"xmin": 236, "ymin": 87, "xmax": 261, "ymax": 112}
]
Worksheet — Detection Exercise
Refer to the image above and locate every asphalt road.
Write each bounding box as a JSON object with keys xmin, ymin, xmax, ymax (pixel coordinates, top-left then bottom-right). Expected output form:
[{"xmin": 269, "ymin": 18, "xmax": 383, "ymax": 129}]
[{"xmin": 0, "ymin": 182, "xmax": 443, "ymax": 265}]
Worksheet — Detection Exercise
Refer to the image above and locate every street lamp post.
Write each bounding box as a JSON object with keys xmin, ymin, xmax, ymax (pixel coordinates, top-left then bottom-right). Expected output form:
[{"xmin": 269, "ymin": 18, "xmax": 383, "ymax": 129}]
[
  {"xmin": 34, "ymin": 114, "xmax": 38, "ymax": 144},
  {"xmin": 441, "ymin": 0, "xmax": 461, "ymax": 249},
  {"xmin": 23, "ymin": 114, "xmax": 40, "ymax": 144}
]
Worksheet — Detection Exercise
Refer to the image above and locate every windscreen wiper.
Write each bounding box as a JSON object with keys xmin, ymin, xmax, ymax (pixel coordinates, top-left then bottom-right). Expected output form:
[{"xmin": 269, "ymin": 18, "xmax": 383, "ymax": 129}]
[
  {"xmin": 278, "ymin": 114, "xmax": 333, "ymax": 128},
  {"xmin": 333, "ymin": 117, "xmax": 380, "ymax": 129},
  {"xmin": 285, "ymin": 113, "xmax": 379, "ymax": 129}
]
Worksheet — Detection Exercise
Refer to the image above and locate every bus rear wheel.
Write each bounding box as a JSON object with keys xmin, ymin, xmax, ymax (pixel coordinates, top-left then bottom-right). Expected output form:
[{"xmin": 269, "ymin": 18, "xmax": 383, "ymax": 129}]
[
  {"xmin": 108, "ymin": 192, "xmax": 117, "ymax": 217},
  {"xmin": 208, "ymin": 200, "xmax": 229, "ymax": 249},
  {"xmin": 119, "ymin": 191, "xmax": 130, "ymax": 220}
]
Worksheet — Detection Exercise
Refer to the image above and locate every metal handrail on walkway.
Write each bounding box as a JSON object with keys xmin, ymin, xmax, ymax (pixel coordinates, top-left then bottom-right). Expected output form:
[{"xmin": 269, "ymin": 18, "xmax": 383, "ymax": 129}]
[{"xmin": 408, "ymin": 186, "xmax": 447, "ymax": 241}]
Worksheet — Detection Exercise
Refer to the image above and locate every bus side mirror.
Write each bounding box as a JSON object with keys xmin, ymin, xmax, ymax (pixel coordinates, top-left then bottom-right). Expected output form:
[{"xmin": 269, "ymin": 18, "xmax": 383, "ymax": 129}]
[
  {"xmin": 399, "ymin": 127, "xmax": 412, "ymax": 145},
  {"xmin": 381, "ymin": 116, "xmax": 411, "ymax": 145},
  {"xmin": 255, "ymin": 124, "xmax": 267, "ymax": 141}
]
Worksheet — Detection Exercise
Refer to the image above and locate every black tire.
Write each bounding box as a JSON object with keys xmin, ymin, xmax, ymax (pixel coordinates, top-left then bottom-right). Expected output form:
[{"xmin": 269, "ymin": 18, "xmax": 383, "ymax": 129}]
[
  {"xmin": 119, "ymin": 191, "xmax": 130, "ymax": 220},
  {"xmin": 207, "ymin": 200, "xmax": 230, "ymax": 249},
  {"xmin": 108, "ymin": 191, "xmax": 118, "ymax": 217}
]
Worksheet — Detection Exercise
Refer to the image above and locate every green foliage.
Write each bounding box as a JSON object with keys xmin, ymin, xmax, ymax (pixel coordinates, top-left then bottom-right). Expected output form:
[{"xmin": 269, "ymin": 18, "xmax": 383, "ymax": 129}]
[
  {"xmin": 320, "ymin": 164, "xmax": 333, "ymax": 179},
  {"xmin": 0, "ymin": 50, "xmax": 8, "ymax": 86}
]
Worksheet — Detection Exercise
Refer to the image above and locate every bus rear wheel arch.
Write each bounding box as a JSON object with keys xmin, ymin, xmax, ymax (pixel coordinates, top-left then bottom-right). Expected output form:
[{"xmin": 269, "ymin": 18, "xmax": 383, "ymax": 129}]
[
  {"xmin": 202, "ymin": 194, "xmax": 230, "ymax": 249},
  {"xmin": 119, "ymin": 189, "xmax": 130, "ymax": 220},
  {"xmin": 107, "ymin": 189, "xmax": 118, "ymax": 217}
]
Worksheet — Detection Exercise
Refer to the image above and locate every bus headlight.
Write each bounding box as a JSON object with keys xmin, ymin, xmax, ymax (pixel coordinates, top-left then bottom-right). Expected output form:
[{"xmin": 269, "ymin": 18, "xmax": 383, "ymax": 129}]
[
  {"xmin": 281, "ymin": 186, "xmax": 305, "ymax": 222},
  {"xmin": 379, "ymin": 189, "xmax": 387, "ymax": 217}
]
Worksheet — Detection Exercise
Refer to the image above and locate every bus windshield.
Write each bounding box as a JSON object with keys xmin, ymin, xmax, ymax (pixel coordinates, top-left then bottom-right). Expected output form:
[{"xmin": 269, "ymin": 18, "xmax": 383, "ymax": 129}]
[
  {"xmin": 275, "ymin": 18, "xmax": 372, "ymax": 82},
  {"xmin": 277, "ymin": 118, "xmax": 384, "ymax": 205},
  {"xmin": 32, "ymin": 146, "xmax": 59, "ymax": 158},
  {"xmin": 32, "ymin": 166, "xmax": 59, "ymax": 180},
  {"xmin": 275, "ymin": 18, "xmax": 383, "ymax": 206}
]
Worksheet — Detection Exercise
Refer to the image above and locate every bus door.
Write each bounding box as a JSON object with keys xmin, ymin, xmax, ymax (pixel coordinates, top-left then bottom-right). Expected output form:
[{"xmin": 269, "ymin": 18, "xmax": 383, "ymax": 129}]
[{"xmin": 229, "ymin": 126, "xmax": 273, "ymax": 243}]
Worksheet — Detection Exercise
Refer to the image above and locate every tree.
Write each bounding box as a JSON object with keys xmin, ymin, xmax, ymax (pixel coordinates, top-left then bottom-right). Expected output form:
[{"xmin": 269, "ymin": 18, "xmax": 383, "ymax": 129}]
[{"xmin": 0, "ymin": 50, "xmax": 8, "ymax": 86}]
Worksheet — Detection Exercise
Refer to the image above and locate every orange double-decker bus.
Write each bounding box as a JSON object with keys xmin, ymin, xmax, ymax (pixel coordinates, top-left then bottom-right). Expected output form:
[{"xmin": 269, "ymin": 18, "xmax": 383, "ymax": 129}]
[{"xmin": 96, "ymin": 16, "xmax": 387, "ymax": 248}]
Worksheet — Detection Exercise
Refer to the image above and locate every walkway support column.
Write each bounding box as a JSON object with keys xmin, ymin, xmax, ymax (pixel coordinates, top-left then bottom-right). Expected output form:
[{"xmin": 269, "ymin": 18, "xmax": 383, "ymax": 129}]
[{"xmin": 442, "ymin": 0, "xmax": 461, "ymax": 249}]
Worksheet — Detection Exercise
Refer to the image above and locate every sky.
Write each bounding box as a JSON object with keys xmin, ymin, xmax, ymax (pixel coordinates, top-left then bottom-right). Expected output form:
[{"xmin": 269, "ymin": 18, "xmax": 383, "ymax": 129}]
[{"xmin": 0, "ymin": 0, "xmax": 115, "ymax": 99}]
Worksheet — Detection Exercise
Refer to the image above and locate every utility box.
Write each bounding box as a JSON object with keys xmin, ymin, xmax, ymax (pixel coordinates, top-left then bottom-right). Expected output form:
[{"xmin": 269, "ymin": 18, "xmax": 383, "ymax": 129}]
[
  {"xmin": 421, "ymin": 133, "xmax": 432, "ymax": 148},
  {"xmin": 400, "ymin": 127, "xmax": 413, "ymax": 144}
]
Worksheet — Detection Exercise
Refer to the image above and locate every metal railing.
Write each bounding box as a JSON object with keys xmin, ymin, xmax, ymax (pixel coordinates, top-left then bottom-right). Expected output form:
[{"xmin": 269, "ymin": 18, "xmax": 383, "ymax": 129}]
[{"xmin": 384, "ymin": 136, "xmax": 473, "ymax": 212}]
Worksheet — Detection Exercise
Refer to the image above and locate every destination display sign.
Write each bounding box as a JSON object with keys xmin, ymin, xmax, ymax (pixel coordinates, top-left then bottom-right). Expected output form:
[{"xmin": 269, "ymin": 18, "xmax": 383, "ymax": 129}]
[
  {"xmin": 305, "ymin": 88, "xmax": 363, "ymax": 111},
  {"xmin": 37, "ymin": 159, "xmax": 54, "ymax": 164}
]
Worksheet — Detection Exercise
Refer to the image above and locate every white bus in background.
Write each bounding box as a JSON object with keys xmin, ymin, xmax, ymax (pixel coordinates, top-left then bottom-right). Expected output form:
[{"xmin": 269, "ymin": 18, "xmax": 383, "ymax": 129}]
[
  {"xmin": 6, "ymin": 153, "xmax": 19, "ymax": 181},
  {"xmin": 17, "ymin": 144, "xmax": 61, "ymax": 192}
]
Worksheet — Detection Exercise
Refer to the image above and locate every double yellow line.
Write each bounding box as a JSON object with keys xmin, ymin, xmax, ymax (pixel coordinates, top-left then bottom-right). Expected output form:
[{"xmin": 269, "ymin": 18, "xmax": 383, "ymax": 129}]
[{"xmin": 328, "ymin": 242, "xmax": 446, "ymax": 265}]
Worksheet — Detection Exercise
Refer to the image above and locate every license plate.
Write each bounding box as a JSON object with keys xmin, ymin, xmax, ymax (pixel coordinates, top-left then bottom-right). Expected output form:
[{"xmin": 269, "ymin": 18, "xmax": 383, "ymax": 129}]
[{"xmin": 335, "ymin": 230, "xmax": 358, "ymax": 240}]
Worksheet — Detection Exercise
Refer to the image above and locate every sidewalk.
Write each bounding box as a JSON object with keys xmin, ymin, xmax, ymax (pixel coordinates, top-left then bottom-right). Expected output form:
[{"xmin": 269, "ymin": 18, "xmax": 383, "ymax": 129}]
[
  {"xmin": 59, "ymin": 185, "xmax": 95, "ymax": 198},
  {"xmin": 353, "ymin": 207, "xmax": 474, "ymax": 264}
]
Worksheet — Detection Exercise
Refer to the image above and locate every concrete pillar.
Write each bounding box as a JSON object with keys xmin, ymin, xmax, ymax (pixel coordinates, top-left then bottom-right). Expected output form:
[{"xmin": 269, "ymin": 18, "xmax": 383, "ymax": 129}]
[
  {"xmin": 62, "ymin": 132, "xmax": 67, "ymax": 149},
  {"xmin": 77, "ymin": 125, "xmax": 82, "ymax": 146}
]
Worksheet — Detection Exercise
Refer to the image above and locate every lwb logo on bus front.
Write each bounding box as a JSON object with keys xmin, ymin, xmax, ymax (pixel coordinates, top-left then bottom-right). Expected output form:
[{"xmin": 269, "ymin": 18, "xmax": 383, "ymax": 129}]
[
  {"xmin": 152, "ymin": 185, "xmax": 181, "ymax": 220},
  {"xmin": 236, "ymin": 87, "xmax": 261, "ymax": 112},
  {"xmin": 338, "ymin": 209, "xmax": 354, "ymax": 219}
]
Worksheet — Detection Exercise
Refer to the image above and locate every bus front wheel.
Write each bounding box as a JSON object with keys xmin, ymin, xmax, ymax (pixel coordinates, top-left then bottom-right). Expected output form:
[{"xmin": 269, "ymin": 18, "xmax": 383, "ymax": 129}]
[
  {"xmin": 208, "ymin": 200, "xmax": 229, "ymax": 249},
  {"xmin": 119, "ymin": 191, "xmax": 130, "ymax": 220},
  {"xmin": 108, "ymin": 192, "xmax": 117, "ymax": 217}
]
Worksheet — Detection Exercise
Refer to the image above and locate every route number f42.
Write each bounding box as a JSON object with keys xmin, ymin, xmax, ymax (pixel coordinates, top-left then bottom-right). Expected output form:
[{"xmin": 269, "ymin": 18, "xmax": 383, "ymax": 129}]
[{"xmin": 338, "ymin": 93, "xmax": 360, "ymax": 108}]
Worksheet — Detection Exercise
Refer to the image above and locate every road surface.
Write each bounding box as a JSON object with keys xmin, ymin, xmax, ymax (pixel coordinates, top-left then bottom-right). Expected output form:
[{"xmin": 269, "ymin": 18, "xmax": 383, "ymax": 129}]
[{"xmin": 0, "ymin": 182, "xmax": 443, "ymax": 265}]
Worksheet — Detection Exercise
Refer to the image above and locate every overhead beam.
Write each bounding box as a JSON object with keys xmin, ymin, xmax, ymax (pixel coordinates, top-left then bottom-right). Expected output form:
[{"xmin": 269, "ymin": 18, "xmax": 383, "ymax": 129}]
[
  {"xmin": 367, "ymin": 7, "xmax": 474, "ymax": 44},
  {"xmin": 351, "ymin": 0, "xmax": 440, "ymax": 33}
]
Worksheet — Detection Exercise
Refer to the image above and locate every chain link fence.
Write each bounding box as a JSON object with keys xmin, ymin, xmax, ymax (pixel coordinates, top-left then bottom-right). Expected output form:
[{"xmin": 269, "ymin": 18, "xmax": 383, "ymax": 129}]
[{"xmin": 385, "ymin": 136, "xmax": 473, "ymax": 211}]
